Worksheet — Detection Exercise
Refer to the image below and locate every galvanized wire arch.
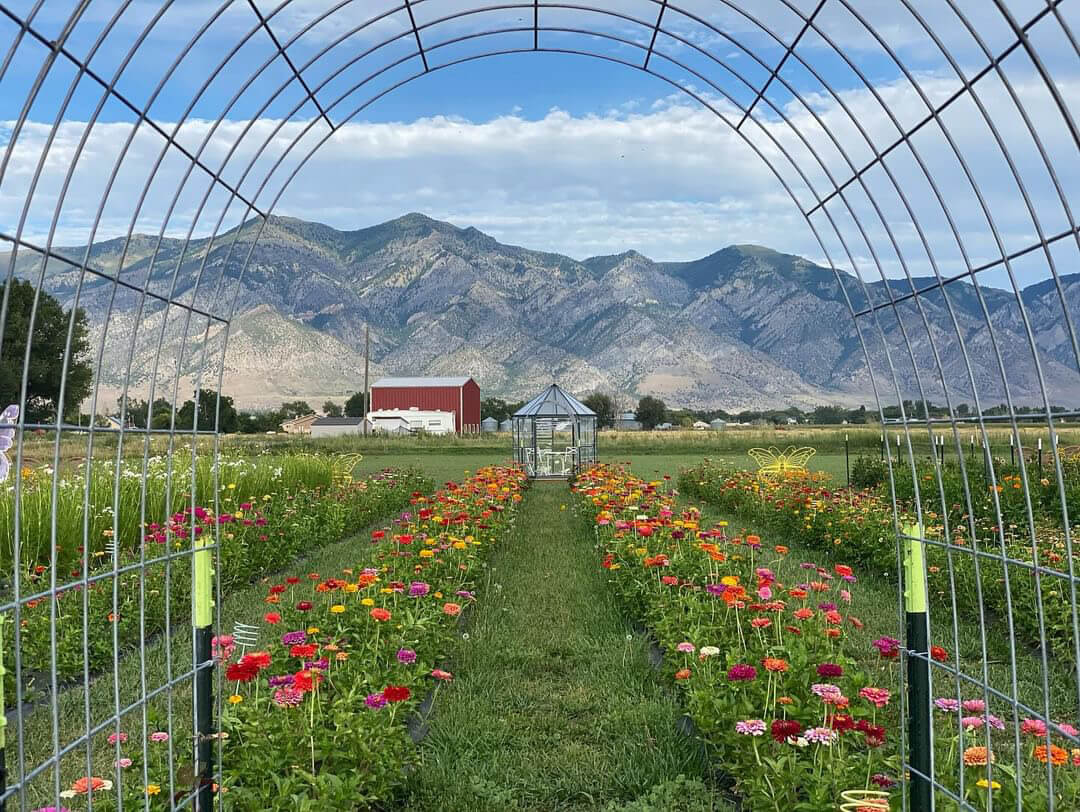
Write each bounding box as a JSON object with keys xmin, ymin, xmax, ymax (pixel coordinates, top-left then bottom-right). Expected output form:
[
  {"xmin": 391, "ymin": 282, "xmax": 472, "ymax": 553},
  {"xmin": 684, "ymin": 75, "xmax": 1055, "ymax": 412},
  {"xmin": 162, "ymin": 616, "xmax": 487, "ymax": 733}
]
[{"xmin": 0, "ymin": 1, "xmax": 1078, "ymax": 810}]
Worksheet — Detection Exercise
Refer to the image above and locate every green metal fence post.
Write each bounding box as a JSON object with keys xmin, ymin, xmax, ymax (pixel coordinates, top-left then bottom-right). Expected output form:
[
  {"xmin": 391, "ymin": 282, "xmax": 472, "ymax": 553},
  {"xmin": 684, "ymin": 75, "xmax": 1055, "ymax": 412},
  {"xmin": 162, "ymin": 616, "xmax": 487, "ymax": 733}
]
[
  {"xmin": 904, "ymin": 522, "xmax": 932, "ymax": 811},
  {"xmin": 194, "ymin": 536, "xmax": 215, "ymax": 809}
]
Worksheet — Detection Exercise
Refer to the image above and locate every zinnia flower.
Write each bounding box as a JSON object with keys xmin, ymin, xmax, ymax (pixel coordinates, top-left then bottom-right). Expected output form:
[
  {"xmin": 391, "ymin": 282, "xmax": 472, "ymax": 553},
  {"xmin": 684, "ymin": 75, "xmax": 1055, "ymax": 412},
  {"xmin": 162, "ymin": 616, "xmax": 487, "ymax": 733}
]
[
  {"xmin": 273, "ymin": 687, "xmax": 305, "ymax": 708},
  {"xmin": 735, "ymin": 719, "xmax": 766, "ymax": 736},
  {"xmin": 442, "ymin": 602, "xmax": 462, "ymax": 617},
  {"xmin": 370, "ymin": 607, "xmax": 391, "ymax": 622},
  {"xmin": 107, "ymin": 732, "xmax": 127, "ymax": 745},
  {"xmin": 872, "ymin": 636, "xmax": 900, "ymax": 658},
  {"xmin": 281, "ymin": 630, "xmax": 306, "ymax": 646},
  {"xmin": 150, "ymin": 731, "xmax": 169, "ymax": 743},
  {"xmin": 1035, "ymin": 744, "xmax": 1068, "ymax": 766},
  {"xmin": 816, "ymin": 663, "xmax": 843, "ymax": 678},
  {"xmin": 365, "ymin": 693, "xmax": 387, "ymax": 710},
  {"xmin": 382, "ymin": 684, "xmax": 411, "ymax": 703},
  {"xmin": 727, "ymin": 664, "xmax": 757, "ymax": 682},
  {"xmin": 762, "ymin": 657, "xmax": 789, "ymax": 673},
  {"xmin": 397, "ymin": 648, "xmax": 417, "ymax": 664},
  {"xmin": 963, "ymin": 746, "xmax": 993, "ymax": 766},
  {"xmin": 962, "ymin": 699, "xmax": 986, "ymax": 713},
  {"xmin": 225, "ymin": 662, "xmax": 258, "ymax": 682},
  {"xmin": 859, "ymin": 687, "xmax": 891, "ymax": 708},
  {"xmin": 771, "ymin": 719, "xmax": 802, "ymax": 743},
  {"xmin": 805, "ymin": 727, "xmax": 838, "ymax": 745},
  {"xmin": 264, "ymin": 612, "xmax": 281, "ymax": 624},
  {"xmin": 432, "ymin": 668, "xmax": 453, "ymax": 681},
  {"xmin": 934, "ymin": 698, "xmax": 960, "ymax": 712},
  {"xmin": 676, "ymin": 642, "xmax": 695, "ymax": 654}
]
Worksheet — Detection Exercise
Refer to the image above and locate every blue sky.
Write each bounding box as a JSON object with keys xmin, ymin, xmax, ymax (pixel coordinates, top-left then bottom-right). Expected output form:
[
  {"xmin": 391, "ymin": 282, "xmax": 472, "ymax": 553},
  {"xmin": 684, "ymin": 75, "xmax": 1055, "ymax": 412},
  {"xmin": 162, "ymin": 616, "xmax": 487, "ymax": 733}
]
[{"xmin": 1, "ymin": 0, "xmax": 1078, "ymax": 288}]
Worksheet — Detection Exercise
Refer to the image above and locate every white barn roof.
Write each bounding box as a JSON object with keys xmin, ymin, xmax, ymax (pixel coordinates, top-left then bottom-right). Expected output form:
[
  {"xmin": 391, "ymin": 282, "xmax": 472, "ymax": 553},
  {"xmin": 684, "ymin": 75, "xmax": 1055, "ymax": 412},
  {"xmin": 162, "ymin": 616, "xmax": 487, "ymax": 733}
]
[{"xmin": 371, "ymin": 376, "xmax": 473, "ymax": 387}]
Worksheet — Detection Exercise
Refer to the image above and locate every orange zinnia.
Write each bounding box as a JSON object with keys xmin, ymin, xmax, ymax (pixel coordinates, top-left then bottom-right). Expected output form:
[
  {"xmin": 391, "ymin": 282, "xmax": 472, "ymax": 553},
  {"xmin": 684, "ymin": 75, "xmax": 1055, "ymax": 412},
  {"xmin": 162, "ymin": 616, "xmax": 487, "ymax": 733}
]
[
  {"xmin": 762, "ymin": 657, "xmax": 789, "ymax": 673},
  {"xmin": 369, "ymin": 607, "xmax": 391, "ymax": 622},
  {"xmin": 963, "ymin": 746, "xmax": 993, "ymax": 766},
  {"xmin": 1035, "ymin": 744, "xmax": 1068, "ymax": 766}
]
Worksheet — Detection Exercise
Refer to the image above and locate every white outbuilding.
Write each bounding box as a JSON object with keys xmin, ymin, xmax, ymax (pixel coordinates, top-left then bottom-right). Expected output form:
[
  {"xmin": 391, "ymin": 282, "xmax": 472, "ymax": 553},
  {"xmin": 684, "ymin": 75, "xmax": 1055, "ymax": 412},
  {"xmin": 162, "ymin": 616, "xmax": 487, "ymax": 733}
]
[
  {"xmin": 367, "ymin": 407, "xmax": 455, "ymax": 435},
  {"xmin": 710, "ymin": 418, "xmax": 727, "ymax": 431},
  {"xmin": 310, "ymin": 416, "xmax": 366, "ymax": 438},
  {"xmin": 692, "ymin": 420, "xmax": 710, "ymax": 431}
]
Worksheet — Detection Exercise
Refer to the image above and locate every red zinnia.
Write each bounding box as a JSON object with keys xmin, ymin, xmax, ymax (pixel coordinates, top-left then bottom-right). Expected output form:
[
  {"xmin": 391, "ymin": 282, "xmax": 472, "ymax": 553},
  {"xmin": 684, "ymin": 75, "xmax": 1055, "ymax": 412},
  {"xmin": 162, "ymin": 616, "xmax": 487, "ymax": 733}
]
[
  {"xmin": 931, "ymin": 645, "xmax": 948, "ymax": 662},
  {"xmin": 240, "ymin": 651, "xmax": 271, "ymax": 670},
  {"xmin": 382, "ymin": 684, "xmax": 411, "ymax": 703},
  {"xmin": 290, "ymin": 644, "xmax": 318, "ymax": 658},
  {"xmin": 264, "ymin": 612, "xmax": 281, "ymax": 625},
  {"xmin": 370, "ymin": 607, "xmax": 391, "ymax": 622},
  {"xmin": 771, "ymin": 719, "xmax": 802, "ymax": 743},
  {"xmin": 293, "ymin": 669, "xmax": 323, "ymax": 693},
  {"xmin": 286, "ymin": 577, "xmax": 300, "ymax": 585},
  {"xmin": 225, "ymin": 661, "xmax": 258, "ymax": 683},
  {"xmin": 296, "ymin": 601, "xmax": 313, "ymax": 612}
]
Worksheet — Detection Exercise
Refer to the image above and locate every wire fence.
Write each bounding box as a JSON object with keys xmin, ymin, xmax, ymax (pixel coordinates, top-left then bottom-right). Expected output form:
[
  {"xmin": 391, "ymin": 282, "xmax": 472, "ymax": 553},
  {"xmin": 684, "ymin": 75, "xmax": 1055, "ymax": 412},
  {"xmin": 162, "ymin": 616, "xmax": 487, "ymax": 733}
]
[{"xmin": 0, "ymin": 1, "xmax": 1078, "ymax": 809}]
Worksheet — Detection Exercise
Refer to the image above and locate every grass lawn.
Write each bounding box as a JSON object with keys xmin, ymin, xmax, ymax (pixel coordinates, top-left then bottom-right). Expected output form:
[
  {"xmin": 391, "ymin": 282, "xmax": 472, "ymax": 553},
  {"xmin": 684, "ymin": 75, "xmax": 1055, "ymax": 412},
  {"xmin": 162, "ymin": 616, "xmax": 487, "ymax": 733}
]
[
  {"xmin": 354, "ymin": 450, "xmax": 508, "ymax": 484},
  {"xmin": 403, "ymin": 481, "xmax": 718, "ymax": 811}
]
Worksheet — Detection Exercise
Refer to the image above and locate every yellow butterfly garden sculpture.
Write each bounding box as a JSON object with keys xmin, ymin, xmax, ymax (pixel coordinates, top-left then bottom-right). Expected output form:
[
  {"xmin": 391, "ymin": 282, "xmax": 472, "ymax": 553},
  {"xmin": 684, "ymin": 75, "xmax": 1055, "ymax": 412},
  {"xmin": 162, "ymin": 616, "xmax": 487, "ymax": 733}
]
[{"xmin": 747, "ymin": 445, "xmax": 817, "ymax": 476}]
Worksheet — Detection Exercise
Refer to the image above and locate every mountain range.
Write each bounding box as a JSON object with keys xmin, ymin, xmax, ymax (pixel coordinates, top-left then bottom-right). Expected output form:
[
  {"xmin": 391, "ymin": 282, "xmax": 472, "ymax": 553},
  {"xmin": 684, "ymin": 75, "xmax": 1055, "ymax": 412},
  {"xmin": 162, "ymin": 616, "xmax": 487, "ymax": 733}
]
[{"xmin": 5, "ymin": 213, "xmax": 1080, "ymax": 411}]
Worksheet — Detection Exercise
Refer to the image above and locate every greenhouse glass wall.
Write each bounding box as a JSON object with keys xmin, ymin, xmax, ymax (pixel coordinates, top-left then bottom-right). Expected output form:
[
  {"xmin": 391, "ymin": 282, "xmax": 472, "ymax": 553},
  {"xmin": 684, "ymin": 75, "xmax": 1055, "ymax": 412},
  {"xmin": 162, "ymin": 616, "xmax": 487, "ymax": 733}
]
[{"xmin": 512, "ymin": 385, "xmax": 597, "ymax": 479}]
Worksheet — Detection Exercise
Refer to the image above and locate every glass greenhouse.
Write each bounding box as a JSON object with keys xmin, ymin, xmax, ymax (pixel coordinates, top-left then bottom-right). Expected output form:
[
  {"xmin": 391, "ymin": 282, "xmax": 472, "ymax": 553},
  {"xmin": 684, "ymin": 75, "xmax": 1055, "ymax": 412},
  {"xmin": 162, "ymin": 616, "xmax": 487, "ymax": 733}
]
[{"xmin": 512, "ymin": 384, "xmax": 597, "ymax": 478}]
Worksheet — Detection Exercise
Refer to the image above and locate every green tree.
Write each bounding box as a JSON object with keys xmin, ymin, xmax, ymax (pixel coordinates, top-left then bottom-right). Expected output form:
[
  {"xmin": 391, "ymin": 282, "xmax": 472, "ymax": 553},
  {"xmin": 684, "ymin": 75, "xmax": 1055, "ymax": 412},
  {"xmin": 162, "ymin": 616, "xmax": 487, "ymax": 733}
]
[
  {"xmin": 176, "ymin": 389, "xmax": 239, "ymax": 433},
  {"xmin": 1, "ymin": 279, "xmax": 92, "ymax": 422},
  {"xmin": 323, "ymin": 400, "xmax": 342, "ymax": 417},
  {"xmin": 280, "ymin": 400, "xmax": 313, "ymax": 419},
  {"xmin": 344, "ymin": 392, "xmax": 367, "ymax": 417},
  {"xmin": 481, "ymin": 397, "xmax": 511, "ymax": 423},
  {"xmin": 582, "ymin": 392, "xmax": 616, "ymax": 429},
  {"xmin": 635, "ymin": 395, "xmax": 666, "ymax": 430}
]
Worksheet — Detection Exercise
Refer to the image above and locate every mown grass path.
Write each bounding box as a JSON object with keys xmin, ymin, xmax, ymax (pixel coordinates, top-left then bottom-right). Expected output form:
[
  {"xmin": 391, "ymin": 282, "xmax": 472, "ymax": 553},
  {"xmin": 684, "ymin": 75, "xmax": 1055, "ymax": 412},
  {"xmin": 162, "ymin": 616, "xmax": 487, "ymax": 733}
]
[{"xmin": 403, "ymin": 481, "xmax": 711, "ymax": 811}]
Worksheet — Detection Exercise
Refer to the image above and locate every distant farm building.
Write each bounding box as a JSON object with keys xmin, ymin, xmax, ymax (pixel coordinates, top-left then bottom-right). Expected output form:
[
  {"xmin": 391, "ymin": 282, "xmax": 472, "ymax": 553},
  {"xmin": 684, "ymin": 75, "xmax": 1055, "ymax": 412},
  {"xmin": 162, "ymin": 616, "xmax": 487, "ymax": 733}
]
[
  {"xmin": 481, "ymin": 416, "xmax": 499, "ymax": 433},
  {"xmin": 370, "ymin": 376, "xmax": 481, "ymax": 433},
  {"xmin": 710, "ymin": 418, "xmax": 727, "ymax": 431},
  {"xmin": 281, "ymin": 413, "xmax": 318, "ymax": 435},
  {"xmin": 310, "ymin": 416, "xmax": 365, "ymax": 438},
  {"xmin": 614, "ymin": 411, "xmax": 641, "ymax": 431},
  {"xmin": 692, "ymin": 421, "xmax": 710, "ymax": 431},
  {"xmin": 368, "ymin": 408, "xmax": 455, "ymax": 435},
  {"xmin": 498, "ymin": 419, "xmax": 513, "ymax": 432}
]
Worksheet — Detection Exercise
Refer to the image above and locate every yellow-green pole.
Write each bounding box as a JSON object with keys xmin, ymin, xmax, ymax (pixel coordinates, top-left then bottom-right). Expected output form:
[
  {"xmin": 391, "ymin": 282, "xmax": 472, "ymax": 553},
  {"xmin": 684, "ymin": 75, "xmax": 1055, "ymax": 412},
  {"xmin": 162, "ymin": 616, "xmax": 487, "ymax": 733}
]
[
  {"xmin": 193, "ymin": 536, "xmax": 214, "ymax": 809},
  {"xmin": 904, "ymin": 522, "xmax": 931, "ymax": 810}
]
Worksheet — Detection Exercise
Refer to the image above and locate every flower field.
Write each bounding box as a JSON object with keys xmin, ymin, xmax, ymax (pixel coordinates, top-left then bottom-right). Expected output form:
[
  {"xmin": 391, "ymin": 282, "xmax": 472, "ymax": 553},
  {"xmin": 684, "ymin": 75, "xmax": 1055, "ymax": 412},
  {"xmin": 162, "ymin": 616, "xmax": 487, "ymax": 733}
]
[
  {"xmin": 4, "ymin": 454, "xmax": 431, "ymax": 691},
  {"xmin": 28, "ymin": 464, "xmax": 524, "ymax": 809},
  {"xmin": 576, "ymin": 462, "xmax": 1080, "ymax": 810},
  {"xmin": 679, "ymin": 460, "xmax": 1080, "ymax": 664}
]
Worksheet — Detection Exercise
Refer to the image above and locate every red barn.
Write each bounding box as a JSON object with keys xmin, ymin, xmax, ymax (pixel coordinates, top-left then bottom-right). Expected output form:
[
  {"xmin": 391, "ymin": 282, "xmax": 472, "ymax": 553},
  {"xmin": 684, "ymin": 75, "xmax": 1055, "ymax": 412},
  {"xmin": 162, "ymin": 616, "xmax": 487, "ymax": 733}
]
[{"xmin": 369, "ymin": 377, "xmax": 481, "ymax": 434}]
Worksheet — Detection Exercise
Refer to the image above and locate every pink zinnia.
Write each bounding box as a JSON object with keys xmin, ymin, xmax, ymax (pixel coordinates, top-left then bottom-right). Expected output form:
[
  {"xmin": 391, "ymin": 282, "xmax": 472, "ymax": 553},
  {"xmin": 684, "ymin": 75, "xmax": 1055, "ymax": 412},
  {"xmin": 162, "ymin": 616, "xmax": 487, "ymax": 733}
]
[
  {"xmin": 107, "ymin": 732, "xmax": 127, "ymax": 746},
  {"xmin": 735, "ymin": 719, "xmax": 766, "ymax": 736},
  {"xmin": 934, "ymin": 698, "xmax": 960, "ymax": 712},
  {"xmin": 860, "ymin": 687, "xmax": 891, "ymax": 709},
  {"xmin": 676, "ymin": 642, "xmax": 695, "ymax": 654},
  {"xmin": 811, "ymin": 683, "xmax": 842, "ymax": 700},
  {"xmin": 149, "ymin": 732, "xmax": 169, "ymax": 743},
  {"xmin": 805, "ymin": 726, "xmax": 838, "ymax": 745},
  {"xmin": 273, "ymin": 687, "xmax": 304, "ymax": 708},
  {"xmin": 962, "ymin": 699, "xmax": 986, "ymax": 713},
  {"xmin": 727, "ymin": 664, "xmax": 757, "ymax": 682},
  {"xmin": 1021, "ymin": 718, "xmax": 1048, "ymax": 737},
  {"xmin": 962, "ymin": 716, "xmax": 985, "ymax": 730}
]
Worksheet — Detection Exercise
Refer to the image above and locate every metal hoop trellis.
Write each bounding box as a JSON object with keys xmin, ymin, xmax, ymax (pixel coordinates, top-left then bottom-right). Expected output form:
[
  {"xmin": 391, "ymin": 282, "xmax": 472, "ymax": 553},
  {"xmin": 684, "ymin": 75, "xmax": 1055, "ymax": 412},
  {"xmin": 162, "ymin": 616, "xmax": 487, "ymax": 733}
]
[{"xmin": 0, "ymin": 1, "xmax": 1077, "ymax": 810}]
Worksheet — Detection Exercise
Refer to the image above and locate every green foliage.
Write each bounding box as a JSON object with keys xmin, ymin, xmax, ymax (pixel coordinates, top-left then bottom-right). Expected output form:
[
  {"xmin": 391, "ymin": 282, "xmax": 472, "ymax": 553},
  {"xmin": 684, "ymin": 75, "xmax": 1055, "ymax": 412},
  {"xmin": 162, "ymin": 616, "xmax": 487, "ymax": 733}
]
[
  {"xmin": 322, "ymin": 399, "xmax": 342, "ymax": 417},
  {"xmin": 280, "ymin": 400, "xmax": 314, "ymax": 419},
  {"xmin": 850, "ymin": 454, "xmax": 886, "ymax": 489},
  {"xmin": 480, "ymin": 396, "xmax": 524, "ymax": 423},
  {"xmin": 584, "ymin": 392, "xmax": 617, "ymax": 428},
  {"xmin": 636, "ymin": 395, "xmax": 667, "ymax": 430},
  {"xmin": 176, "ymin": 388, "xmax": 239, "ymax": 433},
  {"xmin": 0, "ymin": 279, "xmax": 92, "ymax": 422},
  {"xmin": 343, "ymin": 391, "xmax": 367, "ymax": 417},
  {"xmin": 604, "ymin": 776, "xmax": 724, "ymax": 811}
]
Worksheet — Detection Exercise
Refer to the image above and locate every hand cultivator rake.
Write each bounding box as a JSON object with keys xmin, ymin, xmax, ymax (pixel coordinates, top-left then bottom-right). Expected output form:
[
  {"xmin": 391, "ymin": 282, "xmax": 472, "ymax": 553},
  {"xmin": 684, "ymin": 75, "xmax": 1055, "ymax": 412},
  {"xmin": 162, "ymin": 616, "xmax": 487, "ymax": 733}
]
[{"xmin": 0, "ymin": 1, "xmax": 1078, "ymax": 810}]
